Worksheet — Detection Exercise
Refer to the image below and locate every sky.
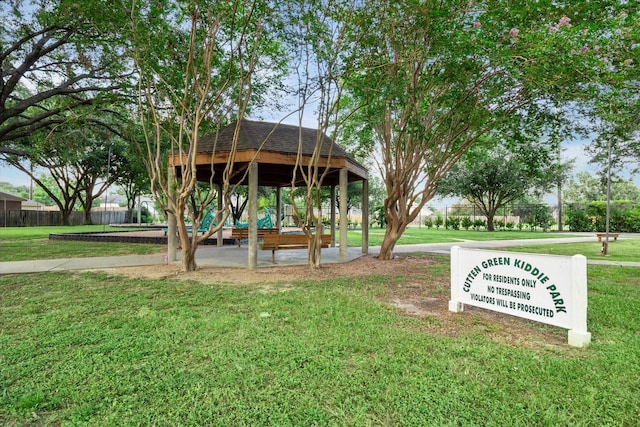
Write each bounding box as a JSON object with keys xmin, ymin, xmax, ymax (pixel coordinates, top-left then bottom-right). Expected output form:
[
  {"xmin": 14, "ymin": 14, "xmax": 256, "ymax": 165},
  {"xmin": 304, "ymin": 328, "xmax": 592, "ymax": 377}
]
[{"xmin": 0, "ymin": 164, "xmax": 31, "ymax": 187}]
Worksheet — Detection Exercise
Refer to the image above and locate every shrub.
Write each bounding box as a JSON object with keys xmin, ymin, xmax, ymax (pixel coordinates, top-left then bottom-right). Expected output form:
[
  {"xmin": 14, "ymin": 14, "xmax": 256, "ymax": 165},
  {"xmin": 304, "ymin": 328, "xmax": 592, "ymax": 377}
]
[
  {"xmin": 575, "ymin": 201, "xmax": 640, "ymax": 232},
  {"xmin": 424, "ymin": 217, "xmax": 433, "ymax": 229},
  {"xmin": 434, "ymin": 215, "xmax": 444, "ymax": 229},
  {"xmin": 473, "ymin": 219, "xmax": 486, "ymax": 231},
  {"xmin": 446, "ymin": 216, "xmax": 461, "ymax": 230},
  {"xmin": 565, "ymin": 206, "xmax": 593, "ymax": 231},
  {"xmin": 461, "ymin": 216, "xmax": 473, "ymax": 230},
  {"xmin": 372, "ymin": 205, "xmax": 387, "ymax": 228},
  {"xmin": 625, "ymin": 206, "xmax": 640, "ymax": 232},
  {"xmin": 523, "ymin": 205, "xmax": 553, "ymax": 231}
]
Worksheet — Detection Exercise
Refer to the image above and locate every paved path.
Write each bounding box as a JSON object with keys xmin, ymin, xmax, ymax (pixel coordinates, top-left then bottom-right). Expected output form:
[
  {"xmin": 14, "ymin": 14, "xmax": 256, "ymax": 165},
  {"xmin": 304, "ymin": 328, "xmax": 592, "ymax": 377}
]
[{"xmin": 1, "ymin": 234, "xmax": 639, "ymax": 275}]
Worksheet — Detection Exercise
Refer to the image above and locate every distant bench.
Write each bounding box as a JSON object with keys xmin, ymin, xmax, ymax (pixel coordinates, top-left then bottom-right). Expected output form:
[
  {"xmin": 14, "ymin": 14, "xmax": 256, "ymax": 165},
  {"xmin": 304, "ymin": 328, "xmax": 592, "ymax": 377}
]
[
  {"xmin": 260, "ymin": 233, "xmax": 331, "ymax": 262},
  {"xmin": 596, "ymin": 232, "xmax": 619, "ymax": 242},
  {"xmin": 231, "ymin": 227, "xmax": 279, "ymax": 247}
]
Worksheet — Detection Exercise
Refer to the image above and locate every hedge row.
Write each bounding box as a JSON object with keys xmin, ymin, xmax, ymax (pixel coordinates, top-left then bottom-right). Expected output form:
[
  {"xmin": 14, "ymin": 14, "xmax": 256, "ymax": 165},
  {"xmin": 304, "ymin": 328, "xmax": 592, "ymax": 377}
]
[{"xmin": 565, "ymin": 201, "xmax": 640, "ymax": 232}]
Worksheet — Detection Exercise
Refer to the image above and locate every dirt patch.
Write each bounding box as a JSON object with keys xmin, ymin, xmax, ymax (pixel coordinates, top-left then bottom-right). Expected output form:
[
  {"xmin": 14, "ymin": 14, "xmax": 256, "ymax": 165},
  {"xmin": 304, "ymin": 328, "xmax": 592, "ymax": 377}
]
[
  {"xmin": 105, "ymin": 254, "xmax": 408, "ymax": 284},
  {"xmin": 102, "ymin": 254, "xmax": 569, "ymax": 350}
]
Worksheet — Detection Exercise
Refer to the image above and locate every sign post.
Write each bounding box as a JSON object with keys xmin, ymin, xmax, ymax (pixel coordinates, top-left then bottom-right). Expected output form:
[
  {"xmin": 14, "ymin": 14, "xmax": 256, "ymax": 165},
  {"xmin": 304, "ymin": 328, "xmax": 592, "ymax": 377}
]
[{"xmin": 449, "ymin": 246, "xmax": 591, "ymax": 347}]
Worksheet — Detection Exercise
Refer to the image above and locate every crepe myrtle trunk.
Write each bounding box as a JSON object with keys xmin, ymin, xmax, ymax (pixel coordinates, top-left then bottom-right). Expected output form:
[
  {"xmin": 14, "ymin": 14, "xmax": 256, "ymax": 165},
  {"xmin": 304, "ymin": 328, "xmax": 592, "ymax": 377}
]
[
  {"xmin": 377, "ymin": 200, "xmax": 407, "ymax": 260},
  {"xmin": 308, "ymin": 235, "xmax": 322, "ymax": 268},
  {"xmin": 177, "ymin": 216, "xmax": 199, "ymax": 272},
  {"xmin": 378, "ymin": 225, "xmax": 403, "ymax": 260},
  {"xmin": 306, "ymin": 217, "xmax": 325, "ymax": 269}
]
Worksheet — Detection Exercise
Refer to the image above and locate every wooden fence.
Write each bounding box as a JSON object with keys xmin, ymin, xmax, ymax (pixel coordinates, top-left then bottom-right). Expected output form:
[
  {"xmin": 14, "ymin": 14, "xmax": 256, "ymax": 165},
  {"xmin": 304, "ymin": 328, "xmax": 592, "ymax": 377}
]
[{"xmin": 0, "ymin": 210, "xmax": 127, "ymax": 227}]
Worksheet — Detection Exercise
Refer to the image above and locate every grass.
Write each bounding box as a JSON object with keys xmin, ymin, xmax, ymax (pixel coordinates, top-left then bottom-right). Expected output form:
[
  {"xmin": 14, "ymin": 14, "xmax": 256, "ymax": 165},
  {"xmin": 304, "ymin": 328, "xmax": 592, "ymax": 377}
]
[
  {"xmin": 495, "ymin": 239, "xmax": 640, "ymax": 263},
  {"xmin": 0, "ymin": 225, "xmax": 585, "ymax": 262},
  {"xmin": 0, "ymin": 225, "xmax": 163, "ymax": 262},
  {"xmin": 1, "ymin": 261, "xmax": 639, "ymax": 425},
  {"xmin": 0, "ymin": 225, "xmax": 130, "ymax": 239},
  {"xmin": 347, "ymin": 227, "xmax": 582, "ymax": 247}
]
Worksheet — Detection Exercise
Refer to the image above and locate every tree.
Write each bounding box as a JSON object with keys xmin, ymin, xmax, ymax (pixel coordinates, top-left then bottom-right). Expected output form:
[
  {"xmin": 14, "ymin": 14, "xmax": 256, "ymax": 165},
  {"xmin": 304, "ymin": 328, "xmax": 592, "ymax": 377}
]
[
  {"xmin": 342, "ymin": 0, "xmax": 638, "ymax": 260},
  {"xmin": 229, "ymin": 186, "xmax": 273, "ymax": 224},
  {"xmin": 564, "ymin": 171, "xmax": 640, "ymax": 203},
  {"xmin": 280, "ymin": 0, "xmax": 363, "ymax": 268},
  {"xmin": 75, "ymin": 129, "xmax": 127, "ymax": 224},
  {"xmin": 29, "ymin": 175, "xmax": 57, "ymax": 206},
  {"xmin": 130, "ymin": 0, "xmax": 286, "ymax": 271},
  {"xmin": 0, "ymin": 181, "xmax": 29, "ymax": 199},
  {"xmin": 1, "ymin": 0, "xmax": 125, "ymax": 155},
  {"xmin": 587, "ymin": 110, "xmax": 640, "ymax": 181},
  {"xmin": 584, "ymin": 5, "xmax": 640, "ymax": 178},
  {"xmin": 1, "ymin": 118, "xmax": 125, "ymax": 225},
  {"xmin": 438, "ymin": 141, "xmax": 567, "ymax": 231},
  {"xmin": 113, "ymin": 139, "xmax": 150, "ymax": 223}
]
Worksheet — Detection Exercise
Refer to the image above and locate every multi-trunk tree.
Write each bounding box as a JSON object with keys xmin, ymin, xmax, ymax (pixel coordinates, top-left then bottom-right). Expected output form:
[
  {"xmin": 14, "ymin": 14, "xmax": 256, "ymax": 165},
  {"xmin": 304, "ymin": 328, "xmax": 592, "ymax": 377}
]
[
  {"xmin": 282, "ymin": 0, "xmax": 363, "ymax": 268},
  {"xmin": 129, "ymin": 0, "xmax": 286, "ymax": 271},
  {"xmin": 342, "ymin": 0, "xmax": 638, "ymax": 259}
]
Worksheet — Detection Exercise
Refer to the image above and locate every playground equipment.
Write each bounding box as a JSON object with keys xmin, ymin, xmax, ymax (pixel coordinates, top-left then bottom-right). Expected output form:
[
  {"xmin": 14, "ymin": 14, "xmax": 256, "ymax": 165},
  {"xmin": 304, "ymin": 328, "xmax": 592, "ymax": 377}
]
[
  {"xmin": 234, "ymin": 208, "xmax": 275, "ymax": 229},
  {"xmin": 163, "ymin": 210, "xmax": 216, "ymax": 236}
]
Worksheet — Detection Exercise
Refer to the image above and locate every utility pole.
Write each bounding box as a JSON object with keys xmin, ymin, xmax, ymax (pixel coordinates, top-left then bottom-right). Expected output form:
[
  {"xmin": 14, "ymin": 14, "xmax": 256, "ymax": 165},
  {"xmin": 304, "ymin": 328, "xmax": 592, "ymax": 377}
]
[
  {"xmin": 554, "ymin": 106, "xmax": 563, "ymax": 231},
  {"xmin": 602, "ymin": 134, "xmax": 612, "ymax": 256}
]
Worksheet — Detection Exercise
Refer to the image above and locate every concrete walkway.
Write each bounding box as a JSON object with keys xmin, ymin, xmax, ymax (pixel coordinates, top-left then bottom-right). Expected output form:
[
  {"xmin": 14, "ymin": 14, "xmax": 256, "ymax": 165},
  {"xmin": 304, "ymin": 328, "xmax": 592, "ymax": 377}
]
[{"xmin": 1, "ymin": 234, "xmax": 639, "ymax": 275}]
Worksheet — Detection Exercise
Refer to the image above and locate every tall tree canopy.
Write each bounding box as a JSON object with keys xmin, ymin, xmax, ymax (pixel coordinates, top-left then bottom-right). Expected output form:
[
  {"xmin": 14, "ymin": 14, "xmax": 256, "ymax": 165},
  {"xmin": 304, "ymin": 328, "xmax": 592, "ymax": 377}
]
[
  {"xmin": 0, "ymin": 0, "xmax": 126, "ymax": 155},
  {"xmin": 341, "ymin": 0, "xmax": 638, "ymax": 259},
  {"xmin": 564, "ymin": 171, "xmax": 640, "ymax": 203}
]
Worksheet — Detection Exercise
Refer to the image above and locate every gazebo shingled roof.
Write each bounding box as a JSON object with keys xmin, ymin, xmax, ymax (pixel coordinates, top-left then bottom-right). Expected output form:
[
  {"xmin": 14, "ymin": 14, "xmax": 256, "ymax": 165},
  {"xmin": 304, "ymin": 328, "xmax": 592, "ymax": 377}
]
[{"xmin": 170, "ymin": 120, "xmax": 367, "ymax": 187}]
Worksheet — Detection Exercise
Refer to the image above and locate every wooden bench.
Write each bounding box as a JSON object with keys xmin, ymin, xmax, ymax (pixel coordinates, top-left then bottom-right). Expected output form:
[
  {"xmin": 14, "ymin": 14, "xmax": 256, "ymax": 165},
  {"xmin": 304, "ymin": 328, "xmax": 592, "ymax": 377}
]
[
  {"xmin": 596, "ymin": 232, "xmax": 619, "ymax": 242},
  {"xmin": 231, "ymin": 227, "xmax": 279, "ymax": 247},
  {"xmin": 260, "ymin": 233, "xmax": 331, "ymax": 262}
]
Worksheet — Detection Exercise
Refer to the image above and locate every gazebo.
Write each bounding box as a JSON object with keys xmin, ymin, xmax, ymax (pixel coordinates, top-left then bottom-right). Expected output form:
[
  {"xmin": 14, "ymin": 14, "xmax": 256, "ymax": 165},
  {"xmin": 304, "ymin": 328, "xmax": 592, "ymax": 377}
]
[{"xmin": 167, "ymin": 120, "xmax": 369, "ymax": 268}]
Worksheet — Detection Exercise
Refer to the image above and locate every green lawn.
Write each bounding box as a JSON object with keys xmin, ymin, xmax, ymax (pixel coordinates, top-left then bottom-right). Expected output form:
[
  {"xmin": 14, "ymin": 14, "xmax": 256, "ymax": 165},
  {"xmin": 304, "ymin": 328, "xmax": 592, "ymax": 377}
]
[
  {"xmin": 1, "ymin": 259, "xmax": 639, "ymax": 425},
  {"xmin": 495, "ymin": 239, "xmax": 640, "ymax": 263},
  {"xmin": 0, "ymin": 225, "xmax": 141, "ymax": 240},
  {"xmin": 0, "ymin": 226, "xmax": 584, "ymax": 262},
  {"xmin": 347, "ymin": 227, "xmax": 582, "ymax": 247},
  {"xmin": 0, "ymin": 225, "xmax": 163, "ymax": 261}
]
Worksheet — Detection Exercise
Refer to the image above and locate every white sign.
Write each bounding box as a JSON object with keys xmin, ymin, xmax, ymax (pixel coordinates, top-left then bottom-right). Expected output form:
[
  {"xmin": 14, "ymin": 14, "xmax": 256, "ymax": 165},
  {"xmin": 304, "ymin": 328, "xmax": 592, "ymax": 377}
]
[{"xmin": 449, "ymin": 246, "xmax": 591, "ymax": 347}]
